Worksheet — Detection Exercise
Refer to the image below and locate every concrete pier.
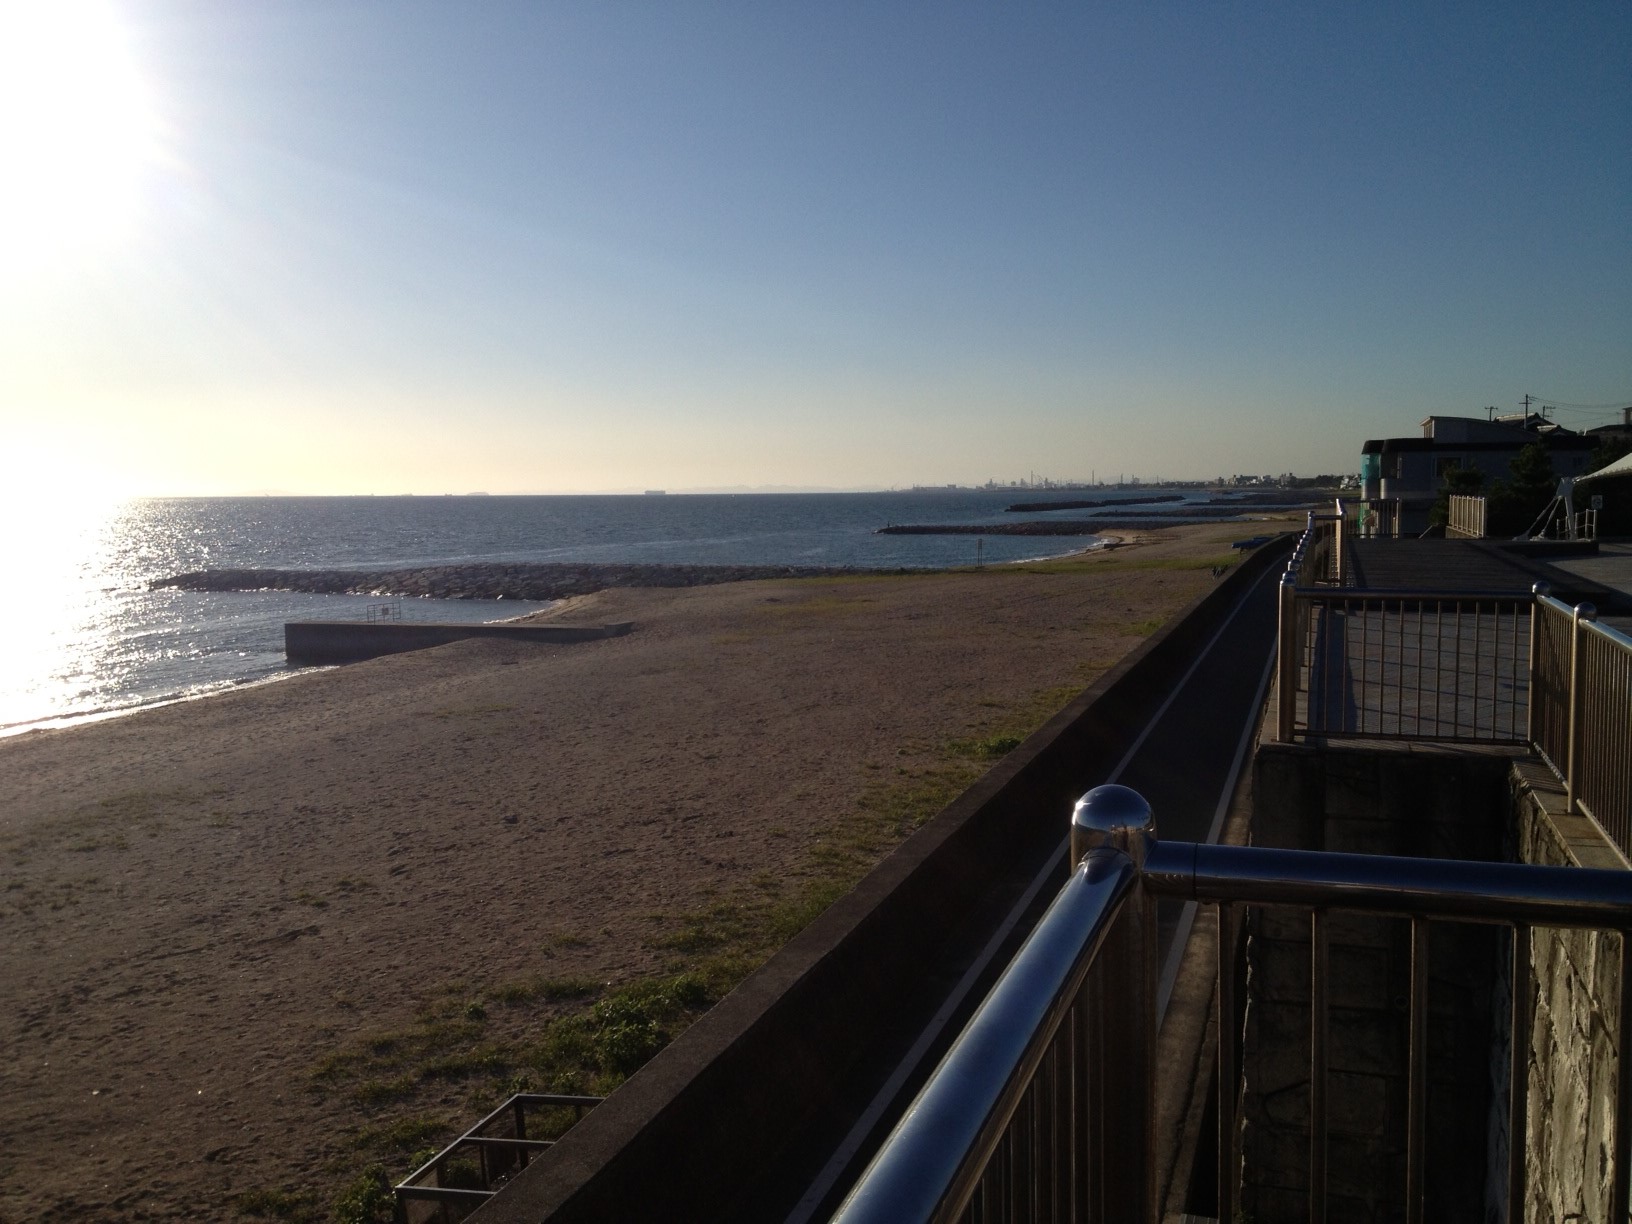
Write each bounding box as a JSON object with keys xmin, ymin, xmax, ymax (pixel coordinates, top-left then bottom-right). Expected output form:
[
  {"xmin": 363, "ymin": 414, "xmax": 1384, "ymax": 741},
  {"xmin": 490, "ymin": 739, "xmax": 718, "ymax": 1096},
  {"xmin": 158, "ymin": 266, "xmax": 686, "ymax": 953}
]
[{"xmin": 284, "ymin": 620, "xmax": 633, "ymax": 665}]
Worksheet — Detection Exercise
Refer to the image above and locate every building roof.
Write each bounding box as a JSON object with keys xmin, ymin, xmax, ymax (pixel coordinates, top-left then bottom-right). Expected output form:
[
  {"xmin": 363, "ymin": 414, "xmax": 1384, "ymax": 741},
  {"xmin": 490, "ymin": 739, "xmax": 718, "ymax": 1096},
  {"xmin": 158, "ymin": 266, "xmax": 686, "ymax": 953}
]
[{"xmin": 1361, "ymin": 435, "xmax": 1595, "ymax": 454}]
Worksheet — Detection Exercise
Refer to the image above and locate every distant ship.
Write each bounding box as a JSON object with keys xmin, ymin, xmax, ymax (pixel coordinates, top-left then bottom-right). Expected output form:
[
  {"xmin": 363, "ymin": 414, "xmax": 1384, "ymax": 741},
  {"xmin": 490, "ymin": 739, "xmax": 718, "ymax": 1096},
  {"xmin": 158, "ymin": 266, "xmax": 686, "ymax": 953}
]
[{"xmin": 643, "ymin": 489, "xmax": 667, "ymax": 495}]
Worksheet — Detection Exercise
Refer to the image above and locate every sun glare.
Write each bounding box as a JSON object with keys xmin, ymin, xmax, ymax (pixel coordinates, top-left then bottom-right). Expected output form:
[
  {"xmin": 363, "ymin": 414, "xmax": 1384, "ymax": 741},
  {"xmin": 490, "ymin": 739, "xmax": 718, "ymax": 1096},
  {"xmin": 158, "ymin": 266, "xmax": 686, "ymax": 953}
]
[{"xmin": 0, "ymin": 0, "xmax": 161, "ymax": 272}]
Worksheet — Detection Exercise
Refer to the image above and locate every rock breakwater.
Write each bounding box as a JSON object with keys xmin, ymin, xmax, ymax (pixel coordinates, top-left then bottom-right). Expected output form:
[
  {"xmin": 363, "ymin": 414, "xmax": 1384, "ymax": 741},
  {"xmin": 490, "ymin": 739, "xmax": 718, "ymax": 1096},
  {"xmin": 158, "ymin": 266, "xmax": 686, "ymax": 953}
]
[
  {"xmin": 152, "ymin": 562, "xmax": 886, "ymax": 602},
  {"xmin": 1004, "ymin": 494, "xmax": 1183, "ymax": 512},
  {"xmin": 877, "ymin": 521, "xmax": 1107, "ymax": 536}
]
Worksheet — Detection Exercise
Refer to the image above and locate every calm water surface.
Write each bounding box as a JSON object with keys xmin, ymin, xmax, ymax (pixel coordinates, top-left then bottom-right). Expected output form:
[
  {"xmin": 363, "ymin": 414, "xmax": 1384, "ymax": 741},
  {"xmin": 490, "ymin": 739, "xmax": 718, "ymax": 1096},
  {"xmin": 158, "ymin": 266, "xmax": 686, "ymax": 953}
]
[{"xmin": 0, "ymin": 490, "xmax": 1184, "ymax": 735}]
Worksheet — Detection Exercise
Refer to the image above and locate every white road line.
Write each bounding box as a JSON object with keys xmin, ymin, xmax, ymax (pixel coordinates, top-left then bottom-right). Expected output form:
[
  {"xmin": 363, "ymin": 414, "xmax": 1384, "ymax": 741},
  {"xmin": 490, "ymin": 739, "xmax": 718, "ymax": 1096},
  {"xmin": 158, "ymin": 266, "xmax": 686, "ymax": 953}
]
[{"xmin": 788, "ymin": 561, "xmax": 1282, "ymax": 1222}]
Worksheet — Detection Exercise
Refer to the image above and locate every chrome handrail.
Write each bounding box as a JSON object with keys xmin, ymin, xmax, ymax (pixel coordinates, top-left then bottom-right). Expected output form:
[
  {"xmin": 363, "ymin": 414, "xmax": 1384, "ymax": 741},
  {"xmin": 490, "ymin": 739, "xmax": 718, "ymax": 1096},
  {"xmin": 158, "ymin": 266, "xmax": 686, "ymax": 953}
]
[
  {"xmin": 832, "ymin": 786, "xmax": 1153, "ymax": 1223},
  {"xmin": 833, "ymin": 787, "xmax": 1632, "ymax": 1224}
]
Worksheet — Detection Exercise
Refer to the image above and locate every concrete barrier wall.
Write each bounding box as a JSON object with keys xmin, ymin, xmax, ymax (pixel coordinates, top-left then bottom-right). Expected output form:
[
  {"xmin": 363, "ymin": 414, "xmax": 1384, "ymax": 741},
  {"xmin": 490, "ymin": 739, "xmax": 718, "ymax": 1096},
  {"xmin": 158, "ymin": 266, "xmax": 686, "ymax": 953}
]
[
  {"xmin": 476, "ymin": 536, "xmax": 1294, "ymax": 1224},
  {"xmin": 283, "ymin": 620, "xmax": 632, "ymax": 665}
]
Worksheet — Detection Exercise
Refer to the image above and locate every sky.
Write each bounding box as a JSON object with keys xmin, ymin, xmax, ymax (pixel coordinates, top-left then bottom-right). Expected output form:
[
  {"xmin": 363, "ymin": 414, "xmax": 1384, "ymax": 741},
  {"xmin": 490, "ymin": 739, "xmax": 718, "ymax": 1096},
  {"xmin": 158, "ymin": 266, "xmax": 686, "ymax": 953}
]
[{"xmin": 0, "ymin": 2, "xmax": 1628, "ymax": 497}]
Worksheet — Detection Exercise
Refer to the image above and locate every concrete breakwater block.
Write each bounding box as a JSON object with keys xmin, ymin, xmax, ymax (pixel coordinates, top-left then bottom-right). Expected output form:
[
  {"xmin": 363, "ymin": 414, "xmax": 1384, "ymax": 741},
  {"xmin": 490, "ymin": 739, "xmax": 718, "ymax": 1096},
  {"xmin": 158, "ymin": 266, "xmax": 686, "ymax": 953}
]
[{"xmin": 284, "ymin": 620, "xmax": 634, "ymax": 665}]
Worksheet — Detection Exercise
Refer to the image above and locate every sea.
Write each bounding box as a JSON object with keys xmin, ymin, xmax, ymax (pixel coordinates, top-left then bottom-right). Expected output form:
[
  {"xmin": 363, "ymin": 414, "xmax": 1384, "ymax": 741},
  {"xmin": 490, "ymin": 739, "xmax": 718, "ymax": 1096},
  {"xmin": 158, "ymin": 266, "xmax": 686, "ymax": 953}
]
[{"xmin": 0, "ymin": 488, "xmax": 1220, "ymax": 737}]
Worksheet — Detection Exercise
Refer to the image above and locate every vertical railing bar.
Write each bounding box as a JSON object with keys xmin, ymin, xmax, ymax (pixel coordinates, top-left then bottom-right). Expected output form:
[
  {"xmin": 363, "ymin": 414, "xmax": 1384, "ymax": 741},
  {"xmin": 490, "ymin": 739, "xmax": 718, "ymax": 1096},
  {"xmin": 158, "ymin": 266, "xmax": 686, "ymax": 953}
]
[
  {"xmin": 1470, "ymin": 601, "xmax": 1480, "ymax": 738},
  {"xmin": 1406, "ymin": 917, "xmax": 1428, "ymax": 1223},
  {"xmin": 1515, "ymin": 600, "xmax": 1524, "ymax": 738},
  {"xmin": 1346, "ymin": 600, "xmax": 1355, "ymax": 734},
  {"xmin": 1508, "ymin": 923, "xmax": 1530, "ymax": 1224},
  {"xmin": 1310, "ymin": 908, "xmax": 1329, "ymax": 1223},
  {"xmin": 1046, "ymin": 1041, "xmax": 1059, "ymax": 1224},
  {"xmin": 1615, "ymin": 931, "xmax": 1632, "ymax": 1224},
  {"xmin": 1480, "ymin": 601, "xmax": 1488, "ymax": 738},
  {"xmin": 1436, "ymin": 603, "xmax": 1449, "ymax": 737},
  {"xmin": 1567, "ymin": 605, "xmax": 1592, "ymax": 814},
  {"xmin": 1087, "ymin": 955, "xmax": 1104, "ymax": 1221},
  {"xmin": 1217, "ymin": 902, "xmax": 1237, "ymax": 1224},
  {"xmin": 1508, "ymin": 602, "xmax": 1518, "ymax": 738},
  {"xmin": 1398, "ymin": 597, "xmax": 1407, "ymax": 736},
  {"xmin": 1360, "ymin": 597, "xmax": 1370, "ymax": 733},
  {"xmin": 1454, "ymin": 600, "xmax": 1464, "ymax": 738},
  {"xmin": 1278, "ymin": 575, "xmax": 1297, "ymax": 741},
  {"xmin": 1415, "ymin": 598, "xmax": 1425, "ymax": 735}
]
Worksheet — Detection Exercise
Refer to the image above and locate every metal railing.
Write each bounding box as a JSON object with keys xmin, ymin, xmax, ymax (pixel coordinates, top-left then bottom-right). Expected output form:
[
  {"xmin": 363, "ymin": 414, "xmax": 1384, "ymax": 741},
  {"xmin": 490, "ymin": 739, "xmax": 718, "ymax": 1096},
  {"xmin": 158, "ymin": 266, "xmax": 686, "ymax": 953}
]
[
  {"xmin": 1275, "ymin": 573, "xmax": 1632, "ymax": 860},
  {"xmin": 1364, "ymin": 497, "xmax": 1401, "ymax": 539},
  {"xmin": 1532, "ymin": 591, "xmax": 1632, "ymax": 861},
  {"xmin": 1279, "ymin": 586, "xmax": 1532, "ymax": 743},
  {"xmin": 1287, "ymin": 507, "xmax": 1347, "ymax": 589},
  {"xmin": 1447, "ymin": 494, "xmax": 1487, "ymax": 539},
  {"xmin": 394, "ymin": 1093, "xmax": 601, "ymax": 1223},
  {"xmin": 833, "ymin": 785, "xmax": 1632, "ymax": 1224}
]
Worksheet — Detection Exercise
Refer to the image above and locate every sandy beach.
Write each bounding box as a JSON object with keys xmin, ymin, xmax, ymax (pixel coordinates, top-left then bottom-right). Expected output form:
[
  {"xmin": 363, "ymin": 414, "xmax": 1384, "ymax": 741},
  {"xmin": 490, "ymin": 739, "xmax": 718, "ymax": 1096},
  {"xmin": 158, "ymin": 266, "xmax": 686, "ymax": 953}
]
[{"xmin": 0, "ymin": 524, "xmax": 1253, "ymax": 1222}]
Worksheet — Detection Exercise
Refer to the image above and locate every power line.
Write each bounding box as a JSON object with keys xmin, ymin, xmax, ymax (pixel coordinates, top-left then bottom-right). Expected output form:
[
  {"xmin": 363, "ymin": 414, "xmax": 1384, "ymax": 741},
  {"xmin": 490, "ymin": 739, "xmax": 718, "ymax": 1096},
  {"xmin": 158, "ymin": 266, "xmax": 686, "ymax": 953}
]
[{"xmin": 1524, "ymin": 393, "xmax": 1632, "ymax": 411}]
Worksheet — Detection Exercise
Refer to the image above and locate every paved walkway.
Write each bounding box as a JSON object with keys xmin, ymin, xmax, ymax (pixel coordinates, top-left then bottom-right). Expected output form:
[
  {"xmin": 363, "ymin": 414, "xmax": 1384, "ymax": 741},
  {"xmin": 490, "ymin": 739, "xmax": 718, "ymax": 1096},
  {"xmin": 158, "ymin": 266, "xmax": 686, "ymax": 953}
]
[
  {"xmin": 1348, "ymin": 537, "xmax": 1540, "ymax": 592},
  {"xmin": 1544, "ymin": 542, "xmax": 1632, "ymax": 633}
]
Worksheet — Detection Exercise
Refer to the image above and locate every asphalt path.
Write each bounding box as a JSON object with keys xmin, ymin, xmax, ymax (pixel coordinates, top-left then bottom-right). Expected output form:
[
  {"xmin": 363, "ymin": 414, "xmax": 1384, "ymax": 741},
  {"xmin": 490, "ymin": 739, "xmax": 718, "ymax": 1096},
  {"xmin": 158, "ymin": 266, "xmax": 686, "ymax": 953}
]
[{"xmin": 781, "ymin": 558, "xmax": 1284, "ymax": 1223}]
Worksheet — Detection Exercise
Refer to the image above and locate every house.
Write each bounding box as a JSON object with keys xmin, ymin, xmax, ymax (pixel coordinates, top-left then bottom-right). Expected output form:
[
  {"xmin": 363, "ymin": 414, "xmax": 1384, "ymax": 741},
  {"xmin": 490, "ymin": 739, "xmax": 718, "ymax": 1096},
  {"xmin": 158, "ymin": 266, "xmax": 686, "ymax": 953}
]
[{"xmin": 1360, "ymin": 414, "xmax": 1596, "ymax": 533}]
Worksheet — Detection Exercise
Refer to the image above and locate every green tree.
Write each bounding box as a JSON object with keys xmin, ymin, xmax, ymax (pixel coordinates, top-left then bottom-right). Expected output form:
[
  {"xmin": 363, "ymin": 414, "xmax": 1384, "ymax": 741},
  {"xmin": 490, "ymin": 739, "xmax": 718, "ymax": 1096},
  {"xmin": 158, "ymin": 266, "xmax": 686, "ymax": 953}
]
[
  {"xmin": 1428, "ymin": 464, "xmax": 1486, "ymax": 529},
  {"xmin": 1487, "ymin": 442, "xmax": 1558, "ymax": 536}
]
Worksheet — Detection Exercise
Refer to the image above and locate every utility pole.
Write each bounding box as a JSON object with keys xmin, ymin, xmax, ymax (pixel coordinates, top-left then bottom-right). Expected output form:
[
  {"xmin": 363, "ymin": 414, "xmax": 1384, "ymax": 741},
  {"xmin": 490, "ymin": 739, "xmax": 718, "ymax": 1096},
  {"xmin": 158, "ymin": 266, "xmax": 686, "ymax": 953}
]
[{"xmin": 1522, "ymin": 393, "xmax": 1535, "ymax": 417}]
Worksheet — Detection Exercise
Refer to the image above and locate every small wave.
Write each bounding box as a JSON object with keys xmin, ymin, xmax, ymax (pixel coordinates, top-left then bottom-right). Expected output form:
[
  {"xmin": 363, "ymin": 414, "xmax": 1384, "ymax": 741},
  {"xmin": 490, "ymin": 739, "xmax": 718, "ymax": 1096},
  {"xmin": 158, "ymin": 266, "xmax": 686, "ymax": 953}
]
[{"xmin": 0, "ymin": 669, "xmax": 312, "ymax": 739}]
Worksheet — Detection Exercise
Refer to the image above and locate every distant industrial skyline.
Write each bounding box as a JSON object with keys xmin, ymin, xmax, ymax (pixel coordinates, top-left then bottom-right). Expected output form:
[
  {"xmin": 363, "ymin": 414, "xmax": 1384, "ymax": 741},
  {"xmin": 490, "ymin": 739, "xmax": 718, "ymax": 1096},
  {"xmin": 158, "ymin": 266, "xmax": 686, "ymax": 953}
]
[{"xmin": 2, "ymin": 2, "xmax": 1628, "ymax": 500}]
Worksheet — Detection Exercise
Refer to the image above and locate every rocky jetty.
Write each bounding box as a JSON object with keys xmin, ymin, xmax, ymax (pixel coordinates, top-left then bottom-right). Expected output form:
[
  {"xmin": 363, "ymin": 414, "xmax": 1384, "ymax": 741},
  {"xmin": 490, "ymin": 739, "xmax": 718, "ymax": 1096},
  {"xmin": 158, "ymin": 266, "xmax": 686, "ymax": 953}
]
[
  {"xmin": 152, "ymin": 562, "xmax": 887, "ymax": 602},
  {"xmin": 877, "ymin": 521, "xmax": 1107, "ymax": 535},
  {"xmin": 1004, "ymin": 494, "xmax": 1183, "ymax": 512}
]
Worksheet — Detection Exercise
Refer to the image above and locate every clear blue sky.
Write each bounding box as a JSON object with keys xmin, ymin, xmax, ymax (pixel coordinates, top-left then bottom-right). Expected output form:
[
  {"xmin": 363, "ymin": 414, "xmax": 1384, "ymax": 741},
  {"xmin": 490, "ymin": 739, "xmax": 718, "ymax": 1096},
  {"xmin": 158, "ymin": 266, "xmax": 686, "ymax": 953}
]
[{"xmin": 2, "ymin": 1, "xmax": 1628, "ymax": 495}]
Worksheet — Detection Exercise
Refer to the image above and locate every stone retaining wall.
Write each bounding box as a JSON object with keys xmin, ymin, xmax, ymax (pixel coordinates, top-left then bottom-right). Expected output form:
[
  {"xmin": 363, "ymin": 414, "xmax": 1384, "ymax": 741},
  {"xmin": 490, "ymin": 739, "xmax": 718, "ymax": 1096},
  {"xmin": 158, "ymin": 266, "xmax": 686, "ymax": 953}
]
[{"xmin": 1507, "ymin": 760, "xmax": 1626, "ymax": 1224}]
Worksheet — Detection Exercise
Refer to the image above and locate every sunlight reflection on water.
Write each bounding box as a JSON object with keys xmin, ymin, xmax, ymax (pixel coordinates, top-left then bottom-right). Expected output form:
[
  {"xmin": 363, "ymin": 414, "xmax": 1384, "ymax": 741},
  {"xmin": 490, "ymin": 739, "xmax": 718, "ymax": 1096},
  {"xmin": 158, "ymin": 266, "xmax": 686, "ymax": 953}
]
[{"xmin": 0, "ymin": 500, "xmax": 553, "ymax": 735}]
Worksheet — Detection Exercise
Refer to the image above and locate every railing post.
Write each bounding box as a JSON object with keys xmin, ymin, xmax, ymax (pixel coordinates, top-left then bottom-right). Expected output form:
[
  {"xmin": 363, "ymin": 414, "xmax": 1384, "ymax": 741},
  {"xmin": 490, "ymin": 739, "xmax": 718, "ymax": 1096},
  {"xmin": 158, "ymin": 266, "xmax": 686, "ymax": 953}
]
[
  {"xmin": 1527, "ymin": 583, "xmax": 1549, "ymax": 747},
  {"xmin": 1566, "ymin": 602, "xmax": 1597, "ymax": 814},
  {"xmin": 1334, "ymin": 500, "xmax": 1347, "ymax": 584},
  {"xmin": 1071, "ymin": 785, "xmax": 1155, "ymax": 1223},
  {"xmin": 1278, "ymin": 572, "xmax": 1299, "ymax": 741}
]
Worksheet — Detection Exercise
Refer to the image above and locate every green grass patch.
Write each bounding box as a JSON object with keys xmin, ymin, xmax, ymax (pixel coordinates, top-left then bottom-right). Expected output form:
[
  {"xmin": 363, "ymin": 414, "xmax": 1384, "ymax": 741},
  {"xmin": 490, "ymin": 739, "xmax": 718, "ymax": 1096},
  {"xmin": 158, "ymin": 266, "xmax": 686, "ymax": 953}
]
[
  {"xmin": 756, "ymin": 594, "xmax": 877, "ymax": 618},
  {"xmin": 948, "ymin": 733, "xmax": 1024, "ymax": 760},
  {"xmin": 232, "ymin": 1185, "xmax": 320, "ymax": 1221},
  {"xmin": 489, "ymin": 973, "xmax": 601, "ymax": 1005},
  {"xmin": 350, "ymin": 1113, "xmax": 452, "ymax": 1154},
  {"xmin": 331, "ymin": 1166, "xmax": 394, "ymax": 1224},
  {"xmin": 311, "ymin": 968, "xmax": 716, "ymax": 1133}
]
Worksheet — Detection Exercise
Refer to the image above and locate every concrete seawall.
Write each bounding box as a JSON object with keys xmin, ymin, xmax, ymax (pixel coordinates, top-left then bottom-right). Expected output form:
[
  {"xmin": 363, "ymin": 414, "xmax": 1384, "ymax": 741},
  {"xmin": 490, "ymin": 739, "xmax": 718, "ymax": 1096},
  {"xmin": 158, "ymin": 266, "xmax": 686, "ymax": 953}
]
[{"xmin": 284, "ymin": 620, "xmax": 633, "ymax": 665}]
